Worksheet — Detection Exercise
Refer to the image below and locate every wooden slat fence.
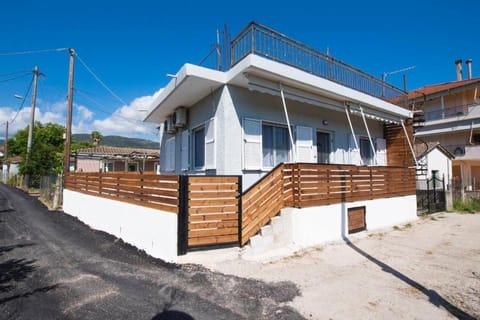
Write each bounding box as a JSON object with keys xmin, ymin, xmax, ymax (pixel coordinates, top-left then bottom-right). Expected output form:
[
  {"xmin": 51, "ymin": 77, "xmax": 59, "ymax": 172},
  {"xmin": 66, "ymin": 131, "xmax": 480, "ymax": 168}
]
[
  {"xmin": 64, "ymin": 172, "xmax": 179, "ymax": 213},
  {"xmin": 241, "ymin": 164, "xmax": 292, "ymax": 245},
  {"xmin": 64, "ymin": 164, "xmax": 415, "ymax": 252},
  {"xmin": 291, "ymin": 164, "xmax": 416, "ymax": 207},
  {"xmin": 187, "ymin": 176, "xmax": 241, "ymax": 248}
]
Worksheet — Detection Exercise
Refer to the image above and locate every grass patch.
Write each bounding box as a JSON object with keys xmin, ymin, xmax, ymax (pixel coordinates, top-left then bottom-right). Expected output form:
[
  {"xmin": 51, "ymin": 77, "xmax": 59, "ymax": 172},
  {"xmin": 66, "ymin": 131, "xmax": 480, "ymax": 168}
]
[
  {"xmin": 393, "ymin": 225, "xmax": 400, "ymax": 230},
  {"xmin": 453, "ymin": 198, "xmax": 480, "ymax": 214}
]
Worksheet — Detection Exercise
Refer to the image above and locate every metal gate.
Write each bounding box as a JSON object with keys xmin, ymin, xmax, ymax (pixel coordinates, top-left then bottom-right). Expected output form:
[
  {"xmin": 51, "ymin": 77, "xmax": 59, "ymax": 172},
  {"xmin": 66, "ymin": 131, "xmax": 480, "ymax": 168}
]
[{"xmin": 416, "ymin": 176, "xmax": 446, "ymax": 214}]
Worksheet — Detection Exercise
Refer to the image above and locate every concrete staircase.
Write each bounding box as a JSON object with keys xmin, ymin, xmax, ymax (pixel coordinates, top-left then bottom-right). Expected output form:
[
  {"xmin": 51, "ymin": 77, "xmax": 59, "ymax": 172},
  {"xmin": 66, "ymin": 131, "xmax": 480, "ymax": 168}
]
[{"xmin": 242, "ymin": 210, "xmax": 297, "ymax": 259}]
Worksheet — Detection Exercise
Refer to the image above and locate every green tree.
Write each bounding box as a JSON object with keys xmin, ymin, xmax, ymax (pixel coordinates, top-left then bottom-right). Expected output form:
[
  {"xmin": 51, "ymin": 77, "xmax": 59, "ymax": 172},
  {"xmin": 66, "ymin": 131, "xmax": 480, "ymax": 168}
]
[
  {"xmin": 8, "ymin": 122, "xmax": 65, "ymax": 187},
  {"xmin": 91, "ymin": 130, "xmax": 102, "ymax": 146}
]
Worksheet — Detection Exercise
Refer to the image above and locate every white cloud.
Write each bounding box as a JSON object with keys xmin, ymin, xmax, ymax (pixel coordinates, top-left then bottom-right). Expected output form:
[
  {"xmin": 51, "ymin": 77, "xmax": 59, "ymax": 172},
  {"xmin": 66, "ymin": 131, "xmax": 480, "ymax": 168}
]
[
  {"xmin": 88, "ymin": 88, "xmax": 163, "ymax": 139},
  {"xmin": 0, "ymin": 88, "xmax": 164, "ymax": 141}
]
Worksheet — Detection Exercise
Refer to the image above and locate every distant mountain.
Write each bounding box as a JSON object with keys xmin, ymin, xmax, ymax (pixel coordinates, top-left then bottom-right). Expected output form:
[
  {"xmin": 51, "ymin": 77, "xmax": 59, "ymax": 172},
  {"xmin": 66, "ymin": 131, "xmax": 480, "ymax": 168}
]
[{"xmin": 72, "ymin": 134, "xmax": 159, "ymax": 149}]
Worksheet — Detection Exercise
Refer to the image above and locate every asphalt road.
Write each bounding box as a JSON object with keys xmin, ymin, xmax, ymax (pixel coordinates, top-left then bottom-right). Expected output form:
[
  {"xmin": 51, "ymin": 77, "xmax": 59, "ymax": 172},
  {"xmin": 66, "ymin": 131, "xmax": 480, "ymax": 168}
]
[{"xmin": 0, "ymin": 184, "xmax": 304, "ymax": 320}]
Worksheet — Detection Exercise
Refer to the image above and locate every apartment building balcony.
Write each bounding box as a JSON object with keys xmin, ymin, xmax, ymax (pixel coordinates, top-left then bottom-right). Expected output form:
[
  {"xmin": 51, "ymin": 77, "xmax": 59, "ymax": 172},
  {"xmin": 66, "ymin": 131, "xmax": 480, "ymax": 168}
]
[
  {"xmin": 424, "ymin": 103, "xmax": 480, "ymax": 123},
  {"xmin": 445, "ymin": 144, "xmax": 480, "ymax": 160}
]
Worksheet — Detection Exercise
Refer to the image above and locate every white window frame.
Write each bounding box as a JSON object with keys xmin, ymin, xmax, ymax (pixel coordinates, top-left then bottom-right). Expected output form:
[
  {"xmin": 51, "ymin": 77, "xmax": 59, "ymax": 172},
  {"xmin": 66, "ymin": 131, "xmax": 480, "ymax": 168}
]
[
  {"xmin": 164, "ymin": 136, "xmax": 175, "ymax": 172},
  {"xmin": 315, "ymin": 129, "xmax": 334, "ymax": 164},
  {"xmin": 360, "ymin": 136, "xmax": 374, "ymax": 166},
  {"xmin": 192, "ymin": 124, "xmax": 206, "ymax": 171},
  {"xmin": 261, "ymin": 121, "xmax": 292, "ymax": 170},
  {"xmin": 180, "ymin": 129, "xmax": 190, "ymax": 171}
]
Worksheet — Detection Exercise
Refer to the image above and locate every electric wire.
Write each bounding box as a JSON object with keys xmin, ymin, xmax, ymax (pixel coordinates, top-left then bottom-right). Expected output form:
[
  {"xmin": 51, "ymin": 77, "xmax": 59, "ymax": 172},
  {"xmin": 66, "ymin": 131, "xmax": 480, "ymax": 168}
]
[
  {"xmin": 0, "ymin": 70, "xmax": 30, "ymax": 77},
  {"xmin": 0, "ymin": 48, "xmax": 68, "ymax": 56},
  {"xmin": 10, "ymin": 79, "xmax": 33, "ymax": 125},
  {"xmin": 75, "ymin": 88, "xmax": 158, "ymax": 136},
  {"xmin": 75, "ymin": 53, "xmax": 128, "ymax": 106},
  {"xmin": 0, "ymin": 72, "xmax": 31, "ymax": 83}
]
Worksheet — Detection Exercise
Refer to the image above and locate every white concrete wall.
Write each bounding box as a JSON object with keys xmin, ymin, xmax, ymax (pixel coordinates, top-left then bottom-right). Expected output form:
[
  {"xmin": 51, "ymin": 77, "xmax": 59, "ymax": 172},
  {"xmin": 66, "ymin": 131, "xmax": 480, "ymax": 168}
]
[
  {"xmin": 158, "ymin": 84, "xmax": 387, "ymax": 190},
  {"xmin": 426, "ymin": 148, "xmax": 452, "ymax": 181},
  {"xmin": 63, "ymin": 189, "xmax": 178, "ymax": 263},
  {"xmin": 287, "ymin": 195, "xmax": 417, "ymax": 247}
]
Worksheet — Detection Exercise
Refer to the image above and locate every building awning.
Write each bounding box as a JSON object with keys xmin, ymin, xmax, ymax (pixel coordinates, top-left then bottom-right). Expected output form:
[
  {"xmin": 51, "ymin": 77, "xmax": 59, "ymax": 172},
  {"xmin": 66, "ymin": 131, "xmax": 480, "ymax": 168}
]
[{"xmin": 144, "ymin": 54, "xmax": 411, "ymax": 124}]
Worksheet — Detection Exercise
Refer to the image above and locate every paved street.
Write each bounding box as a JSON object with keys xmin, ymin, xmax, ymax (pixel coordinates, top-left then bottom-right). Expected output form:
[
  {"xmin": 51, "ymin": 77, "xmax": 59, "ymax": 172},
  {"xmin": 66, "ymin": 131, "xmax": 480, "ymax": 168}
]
[{"xmin": 0, "ymin": 184, "xmax": 303, "ymax": 320}]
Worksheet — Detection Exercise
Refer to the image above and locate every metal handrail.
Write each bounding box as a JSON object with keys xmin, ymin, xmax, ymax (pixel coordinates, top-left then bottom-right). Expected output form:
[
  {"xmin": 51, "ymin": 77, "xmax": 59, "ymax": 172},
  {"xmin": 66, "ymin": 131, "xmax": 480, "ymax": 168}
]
[
  {"xmin": 230, "ymin": 21, "xmax": 406, "ymax": 103},
  {"xmin": 424, "ymin": 103, "xmax": 479, "ymax": 121}
]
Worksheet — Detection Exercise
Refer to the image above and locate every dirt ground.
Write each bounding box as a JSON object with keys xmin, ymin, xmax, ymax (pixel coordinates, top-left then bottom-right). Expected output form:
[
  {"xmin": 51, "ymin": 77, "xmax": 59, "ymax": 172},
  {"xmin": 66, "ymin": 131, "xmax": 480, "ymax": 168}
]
[{"xmin": 207, "ymin": 213, "xmax": 480, "ymax": 319}]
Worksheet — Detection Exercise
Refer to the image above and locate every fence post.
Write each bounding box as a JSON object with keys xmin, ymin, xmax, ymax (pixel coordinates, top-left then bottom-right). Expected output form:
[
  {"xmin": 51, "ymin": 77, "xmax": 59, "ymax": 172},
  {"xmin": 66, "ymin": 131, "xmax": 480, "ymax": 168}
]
[
  {"xmin": 427, "ymin": 178, "xmax": 431, "ymax": 214},
  {"xmin": 177, "ymin": 175, "xmax": 189, "ymax": 256},
  {"xmin": 237, "ymin": 175, "xmax": 243, "ymax": 247}
]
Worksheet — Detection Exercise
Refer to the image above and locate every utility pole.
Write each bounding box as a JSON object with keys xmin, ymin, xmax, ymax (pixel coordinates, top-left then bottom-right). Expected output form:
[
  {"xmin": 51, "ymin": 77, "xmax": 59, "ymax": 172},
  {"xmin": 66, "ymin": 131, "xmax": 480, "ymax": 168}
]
[
  {"xmin": 63, "ymin": 48, "xmax": 75, "ymax": 174},
  {"xmin": 3, "ymin": 121, "xmax": 8, "ymax": 183},
  {"xmin": 24, "ymin": 66, "xmax": 39, "ymax": 188}
]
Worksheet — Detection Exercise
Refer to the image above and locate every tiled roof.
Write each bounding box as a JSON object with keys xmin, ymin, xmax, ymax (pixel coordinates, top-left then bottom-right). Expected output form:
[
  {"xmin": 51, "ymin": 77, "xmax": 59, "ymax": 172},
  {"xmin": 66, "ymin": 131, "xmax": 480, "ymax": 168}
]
[
  {"xmin": 75, "ymin": 146, "xmax": 159, "ymax": 157},
  {"xmin": 414, "ymin": 142, "xmax": 454, "ymax": 159},
  {"xmin": 408, "ymin": 78, "xmax": 480, "ymax": 101}
]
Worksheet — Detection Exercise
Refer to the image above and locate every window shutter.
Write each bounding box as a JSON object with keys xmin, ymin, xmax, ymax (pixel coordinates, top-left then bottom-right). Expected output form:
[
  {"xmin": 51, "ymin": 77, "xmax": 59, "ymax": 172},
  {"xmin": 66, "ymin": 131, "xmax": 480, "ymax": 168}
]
[
  {"xmin": 296, "ymin": 126, "xmax": 313, "ymax": 163},
  {"xmin": 243, "ymin": 118, "xmax": 262, "ymax": 170},
  {"xmin": 349, "ymin": 134, "xmax": 361, "ymax": 165},
  {"xmin": 375, "ymin": 137, "xmax": 387, "ymax": 166},
  {"xmin": 205, "ymin": 118, "xmax": 216, "ymax": 170},
  {"xmin": 180, "ymin": 130, "xmax": 189, "ymax": 171},
  {"xmin": 165, "ymin": 137, "xmax": 175, "ymax": 172}
]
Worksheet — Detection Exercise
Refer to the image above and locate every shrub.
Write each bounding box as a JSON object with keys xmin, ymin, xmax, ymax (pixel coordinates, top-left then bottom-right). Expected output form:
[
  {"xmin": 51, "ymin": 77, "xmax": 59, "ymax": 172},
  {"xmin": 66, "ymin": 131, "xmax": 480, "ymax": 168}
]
[{"xmin": 453, "ymin": 198, "xmax": 480, "ymax": 213}]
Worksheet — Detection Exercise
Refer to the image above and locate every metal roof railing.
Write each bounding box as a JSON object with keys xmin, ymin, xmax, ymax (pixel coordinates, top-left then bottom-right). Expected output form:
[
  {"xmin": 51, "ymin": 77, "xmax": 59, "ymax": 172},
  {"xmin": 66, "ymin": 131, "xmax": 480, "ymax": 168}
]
[{"xmin": 230, "ymin": 22, "xmax": 407, "ymax": 104}]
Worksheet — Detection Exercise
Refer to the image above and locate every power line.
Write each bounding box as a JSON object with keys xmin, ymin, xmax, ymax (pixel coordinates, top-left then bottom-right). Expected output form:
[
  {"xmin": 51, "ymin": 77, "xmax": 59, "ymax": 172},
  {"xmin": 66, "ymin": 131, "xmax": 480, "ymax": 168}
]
[
  {"xmin": 75, "ymin": 53, "xmax": 128, "ymax": 106},
  {"xmin": 75, "ymin": 88, "xmax": 154, "ymax": 127},
  {"xmin": 0, "ymin": 70, "xmax": 30, "ymax": 77},
  {"xmin": 0, "ymin": 72, "xmax": 31, "ymax": 83},
  {"xmin": 0, "ymin": 47, "xmax": 68, "ymax": 56},
  {"xmin": 10, "ymin": 78, "xmax": 33, "ymax": 125}
]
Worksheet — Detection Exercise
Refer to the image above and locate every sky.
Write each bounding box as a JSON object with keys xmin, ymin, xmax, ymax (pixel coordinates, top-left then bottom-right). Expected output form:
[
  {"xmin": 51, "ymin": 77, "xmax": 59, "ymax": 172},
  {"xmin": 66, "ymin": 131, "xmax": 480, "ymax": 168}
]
[{"xmin": 0, "ymin": 0, "xmax": 478, "ymax": 142}]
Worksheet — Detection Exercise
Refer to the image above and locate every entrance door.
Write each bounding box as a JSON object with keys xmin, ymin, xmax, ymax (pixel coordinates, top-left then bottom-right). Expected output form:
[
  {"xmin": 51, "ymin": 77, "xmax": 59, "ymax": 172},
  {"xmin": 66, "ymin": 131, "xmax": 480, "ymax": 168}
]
[{"xmin": 317, "ymin": 131, "xmax": 331, "ymax": 164}]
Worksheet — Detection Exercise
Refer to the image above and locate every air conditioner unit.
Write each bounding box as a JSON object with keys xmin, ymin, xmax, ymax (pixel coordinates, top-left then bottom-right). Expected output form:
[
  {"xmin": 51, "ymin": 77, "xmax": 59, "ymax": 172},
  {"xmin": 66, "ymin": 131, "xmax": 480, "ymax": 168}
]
[
  {"xmin": 172, "ymin": 107, "xmax": 187, "ymax": 128},
  {"xmin": 164, "ymin": 115, "xmax": 176, "ymax": 134}
]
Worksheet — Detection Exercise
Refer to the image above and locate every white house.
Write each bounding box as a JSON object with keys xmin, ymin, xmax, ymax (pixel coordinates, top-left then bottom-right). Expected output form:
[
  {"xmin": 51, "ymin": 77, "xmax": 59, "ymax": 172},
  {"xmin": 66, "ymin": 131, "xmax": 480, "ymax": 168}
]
[{"xmin": 144, "ymin": 23, "xmax": 414, "ymax": 190}]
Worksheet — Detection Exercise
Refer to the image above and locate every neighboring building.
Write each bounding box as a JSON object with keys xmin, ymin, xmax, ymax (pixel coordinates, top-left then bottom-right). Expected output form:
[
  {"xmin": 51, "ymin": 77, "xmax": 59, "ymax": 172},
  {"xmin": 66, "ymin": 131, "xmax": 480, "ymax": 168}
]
[
  {"xmin": 414, "ymin": 142, "xmax": 454, "ymax": 182},
  {"xmin": 145, "ymin": 22, "xmax": 414, "ymax": 190},
  {"xmin": 74, "ymin": 146, "xmax": 159, "ymax": 173},
  {"xmin": 408, "ymin": 59, "xmax": 480, "ymax": 190}
]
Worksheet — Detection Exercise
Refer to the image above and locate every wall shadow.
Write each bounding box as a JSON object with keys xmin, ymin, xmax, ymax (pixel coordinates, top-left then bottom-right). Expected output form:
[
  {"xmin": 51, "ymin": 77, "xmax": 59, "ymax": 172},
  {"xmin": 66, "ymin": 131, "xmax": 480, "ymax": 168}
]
[{"xmin": 343, "ymin": 238, "xmax": 476, "ymax": 320}]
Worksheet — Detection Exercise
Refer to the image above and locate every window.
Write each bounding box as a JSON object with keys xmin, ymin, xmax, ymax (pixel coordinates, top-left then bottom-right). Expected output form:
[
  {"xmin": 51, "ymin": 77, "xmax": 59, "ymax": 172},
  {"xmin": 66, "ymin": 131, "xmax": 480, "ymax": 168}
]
[
  {"xmin": 103, "ymin": 162, "xmax": 114, "ymax": 172},
  {"xmin": 360, "ymin": 137, "xmax": 374, "ymax": 165},
  {"xmin": 127, "ymin": 163, "xmax": 138, "ymax": 172},
  {"xmin": 189, "ymin": 118, "xmax": 215, "ymax": 171},
  {"xmin": 164, "ymin": 136, "xmax": 175, "ymax": 172},
  {"xmin": 262, "ymin": 123, "xmax": 290, "ymax": 168},
  {"xmin": 193, "ymin": 126, "xmax": 205, "ymax": 169}
]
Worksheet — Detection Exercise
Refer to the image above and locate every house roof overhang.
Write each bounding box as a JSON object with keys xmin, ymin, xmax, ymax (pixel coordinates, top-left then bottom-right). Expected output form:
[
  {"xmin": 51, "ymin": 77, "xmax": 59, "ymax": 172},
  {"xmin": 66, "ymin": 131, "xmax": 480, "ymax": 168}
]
[
  {"xmin": 408, "ymin": 78, "xmax": 480, "ymax": 105},
  {"xmin": 144, "ymin": 54, "xmax": 411, "ymax": 124}
]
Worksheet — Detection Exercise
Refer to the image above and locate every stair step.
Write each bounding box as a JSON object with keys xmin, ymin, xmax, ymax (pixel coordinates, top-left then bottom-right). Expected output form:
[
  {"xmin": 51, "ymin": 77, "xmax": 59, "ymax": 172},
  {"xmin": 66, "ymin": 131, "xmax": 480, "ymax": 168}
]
[
  {"xmin": 260, "ymin": 225, "xmax": 273, "ymax": 236},
  {"xmin": 249, "ymin": 234, "xmax": 274, "ymax": 249}
]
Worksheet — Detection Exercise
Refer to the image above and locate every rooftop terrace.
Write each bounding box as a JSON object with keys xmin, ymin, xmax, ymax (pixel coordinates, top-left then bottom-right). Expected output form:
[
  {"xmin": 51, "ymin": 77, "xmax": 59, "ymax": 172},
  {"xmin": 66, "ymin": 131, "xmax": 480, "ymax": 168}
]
[{"xmin": 224, "ymin": 22, "xmax": 406, "ymax": 104}]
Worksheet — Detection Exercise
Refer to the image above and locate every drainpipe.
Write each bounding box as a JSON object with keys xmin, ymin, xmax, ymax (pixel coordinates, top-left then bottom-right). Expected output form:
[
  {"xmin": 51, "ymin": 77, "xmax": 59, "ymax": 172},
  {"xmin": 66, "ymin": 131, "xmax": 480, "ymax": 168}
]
[{"xmin": 279, "ymin": 83, "xmax": 297, "ymax": 162}]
